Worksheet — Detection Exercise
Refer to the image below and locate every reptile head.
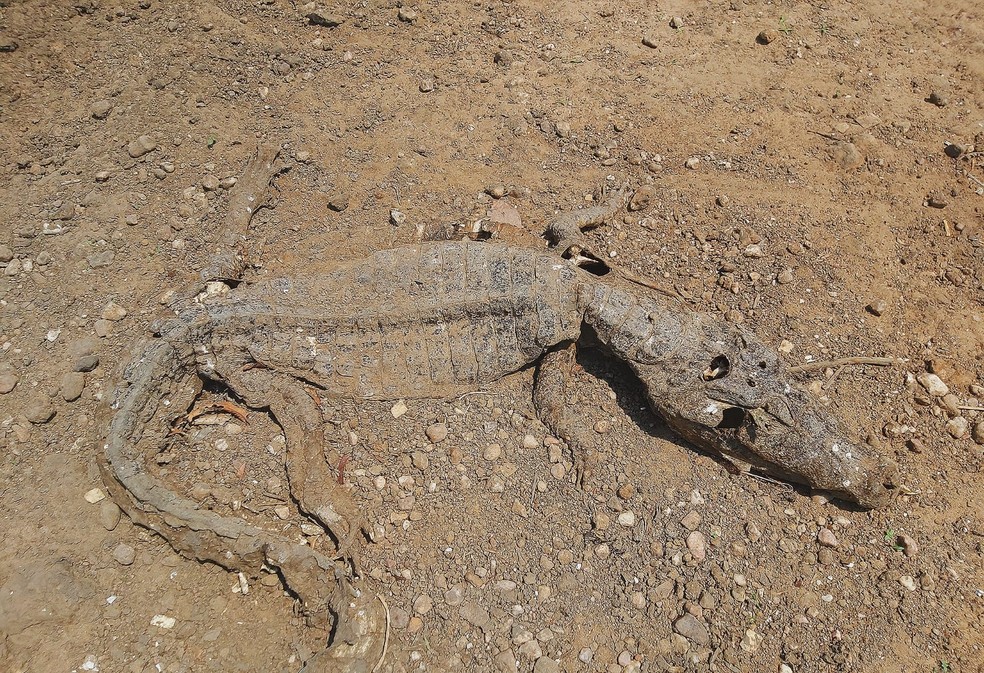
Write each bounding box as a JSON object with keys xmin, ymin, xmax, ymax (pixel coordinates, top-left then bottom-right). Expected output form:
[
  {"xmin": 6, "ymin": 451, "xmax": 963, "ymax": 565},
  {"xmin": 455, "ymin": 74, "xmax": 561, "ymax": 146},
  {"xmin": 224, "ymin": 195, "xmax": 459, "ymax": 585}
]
[{"xmin": 634, "ymin": 321, "xmax": 898, "ymax": 508}]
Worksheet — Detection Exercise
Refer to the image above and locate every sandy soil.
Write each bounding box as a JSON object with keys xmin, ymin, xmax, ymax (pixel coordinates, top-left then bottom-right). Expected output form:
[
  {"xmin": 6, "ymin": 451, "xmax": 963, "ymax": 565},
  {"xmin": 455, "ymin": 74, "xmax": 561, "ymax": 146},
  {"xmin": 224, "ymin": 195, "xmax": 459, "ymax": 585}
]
[{"xmin": 0, "ymin": 1, "xmax": 982, "ymax": 672}]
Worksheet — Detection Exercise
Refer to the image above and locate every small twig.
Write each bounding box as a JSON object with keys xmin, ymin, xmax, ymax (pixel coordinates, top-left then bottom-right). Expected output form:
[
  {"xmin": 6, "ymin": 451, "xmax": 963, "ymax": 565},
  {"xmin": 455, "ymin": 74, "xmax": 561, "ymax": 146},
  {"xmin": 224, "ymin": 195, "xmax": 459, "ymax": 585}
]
[
  {"xmin": 821, "ymin": 365, "xmax": 844, "ymax": 390},
  {"xmin": 745, "ymin": 471, "xmax": 794, "ymax": 490},
  {"xmin": 957, "ymin": 405, "xmax": 984, "ymax": 412},
  {"xmin": 337, "ymin": 455, "xmax": 350, "ymax": 485},
  {"xmin": 808, "ymin": 129, "xmax": 845, "ymax": 143},
  {"xmin": 371, "ymin": 595, "xmax": 391, "ymax": 673},
  {"xmin": 789, "ymin": 356, "xmax": 903, "ymax": 373}
]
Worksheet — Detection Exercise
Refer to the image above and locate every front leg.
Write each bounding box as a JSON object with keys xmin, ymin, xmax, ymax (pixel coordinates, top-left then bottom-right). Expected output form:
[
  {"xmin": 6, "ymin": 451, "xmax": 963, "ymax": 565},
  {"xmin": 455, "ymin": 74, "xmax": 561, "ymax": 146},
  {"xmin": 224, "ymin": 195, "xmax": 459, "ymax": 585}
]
[
  {"xmin": 544, "ymin": 182, "xmax": 627, "ymax": 256},
  {"xmin": 533, "ymin": 342, "xmax": 604, "ymax": 492}
]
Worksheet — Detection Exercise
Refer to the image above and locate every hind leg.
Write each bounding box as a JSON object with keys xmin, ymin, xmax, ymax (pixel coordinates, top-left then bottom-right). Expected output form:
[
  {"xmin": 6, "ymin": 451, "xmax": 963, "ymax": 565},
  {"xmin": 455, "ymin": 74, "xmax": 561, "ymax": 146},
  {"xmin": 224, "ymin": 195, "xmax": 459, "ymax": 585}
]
[{"xmin": 222, "ymin": 366, "xmax": 367, "ymax": 568}]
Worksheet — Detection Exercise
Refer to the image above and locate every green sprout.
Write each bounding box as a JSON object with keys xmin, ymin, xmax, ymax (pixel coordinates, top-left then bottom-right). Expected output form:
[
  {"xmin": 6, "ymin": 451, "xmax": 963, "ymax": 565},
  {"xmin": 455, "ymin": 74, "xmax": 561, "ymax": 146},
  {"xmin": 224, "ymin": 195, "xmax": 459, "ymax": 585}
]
[{"xmin": 779, "ymin": 16, "xmax": 793, "ymax": 35}]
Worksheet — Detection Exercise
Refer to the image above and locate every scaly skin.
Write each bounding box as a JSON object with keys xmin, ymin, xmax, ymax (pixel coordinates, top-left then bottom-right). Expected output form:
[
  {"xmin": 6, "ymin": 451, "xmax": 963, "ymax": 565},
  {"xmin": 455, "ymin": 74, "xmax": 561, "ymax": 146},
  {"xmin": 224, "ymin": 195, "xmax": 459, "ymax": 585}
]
[{"xmin": 101, "ymin": 239, "xmax": 897, "ymax": 668}]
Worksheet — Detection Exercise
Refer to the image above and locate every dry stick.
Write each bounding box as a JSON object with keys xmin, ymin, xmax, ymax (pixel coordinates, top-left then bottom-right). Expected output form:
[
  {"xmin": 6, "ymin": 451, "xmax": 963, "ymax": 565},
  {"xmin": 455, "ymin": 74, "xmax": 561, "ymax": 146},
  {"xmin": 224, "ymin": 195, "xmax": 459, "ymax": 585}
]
[
  {"xmin": 200, "ymin": 143, "xmax": 286, "ymax": 283},
  {"xmin": 789, "ymin": 356, "xmax": 903, "ymax": 373},
  {"xmin": 958, "ymin": 406, "xmax": 984, "ymax": 412}
]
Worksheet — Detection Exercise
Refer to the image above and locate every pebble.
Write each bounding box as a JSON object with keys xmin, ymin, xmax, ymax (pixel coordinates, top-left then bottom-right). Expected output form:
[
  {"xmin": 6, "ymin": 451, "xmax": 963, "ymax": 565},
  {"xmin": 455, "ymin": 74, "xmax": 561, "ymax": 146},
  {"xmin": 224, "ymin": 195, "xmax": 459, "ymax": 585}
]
[
  {"xmin": 412, "ymin": 594, "xmax": 433, "ymax": 615},
  {"xmin": 740, "ymin": 629, "xmax": 763, "ymax": 652},
  {"xmin": 0, "ymin": 244, "xmax": 12, "ymax": 262},
  {"xmin": 493, "ymin": 49, "xmax": 513, "ymax": 66},
  {"xmin": 0, "ymin": 373, "xmax": 18, "ymax": 394},
  {"xmin": 74, "ymin": 355, "xmax": 99, "ymax": 372},
  {"xmin": 328, "ymin": 194, "xmax": 350, "ymax": 212},
  {"xmin": 972, "ymin": 422, "xmax": 984, "ymax": 445},
  {"xmin": 684, "ymin": 157, "xmax": 700, "ymax": 169},
  {"xmin": 389, "ymin": 606, "xmax": 410, "ymax": 629},
  {"xmin": 681, "ymin": 510, "xmax": 701, "ymax": 530},
  {"xmin": 306, "ymin": 12, "xmax": 342, "ymax": 27},
  {"xmin": 151, "ymin": 614, "xmax": 175, "ymax": 629},
  {"xmin": 518, "ymin": 639, "xmax": 542, "ymax": 660},
  {"xmin": 425, "ymin": 422, "xmax": 448, "ymax": 443},
  {"xmin": 493, "ymin": 649, "xmax": 517, "ymax": 673},
  {"xmin": 484, "ymin": 444, "xmax": 502, "ymax": 460},
  {"xmin": 673, "ymin": 614, "xmax": 710, "ymax": 646},
  {"xmin": 831, "ymin": 141, "xmax": 863, "ymax": 169},
  {"xmin": 554, "ymin": 121, "xmax": 571, "ymax": 138},
  {"xmin": 522, "ymin": 434, "xmax": 539, "ymax": 449},
  {"xmin": 899, "ymin": 575, "xmax": 917, "ymax": 591},
  {"xmin": 418, "ymin": 78, "xmax": 435, "ymax": 93},
  {"xmin": 202, "ymin": 175, "xmax": 220, "ymax": 191},
  {"xmin": 928, "ymin": 91, "xmax": 948, "ymax": 107},
  {"xmin": 390, "ymin": 209, "xmax": 406, "ymax": 226},
  {"xmin": 459, "ymin": 601, "xmax": 491, "ymax": 630},
  {"xmin": 100, "ymin": 501, "xmax": 122, "ymax": 531},
  {"xmin": 757, "ymin": 29, "xmax": 779, "ymax": 44},
  {"xmin": 940, "ymin": 393, "xmax": 961, "ymax": 418},
  {"xmin": 916, "ymin": 373, "xmax": 948, "ymax": 397},
  {"xmin": 669, "ymin": 16, "xmax": 684, "ymax": 28},
  {"xmin": 641, "ymin": 35, "xmax": 658, "ymax": 49},
  {"xmin": 61, "ymin": 372, "xmax": 86, "ymax": 402},
  {"xmin": 817, "ymin": 528, "xmax": 838, "ymax": 548},
  {"xmin": 617, "ymin": 510, "xmax": 636, "ymax": 527},
  {"xmin": 628, "ymin": 185, "xmax": 655, "ymax": 211},
  {"xmin": 126, "ymin": 135, "xmax": 157, "ymax": 158},
  {"xmin": 686, "ymin": 531, "xmax": 707, "ymax": 561},
  {"xmin": 0, "ymin": 37, "xmax": 18, "ymax": 52},
  {"xmin": 944, "ymin": 142, "xmax": 965, "ymax": 159},
  {"xmin": 84, "ymin": 488, "xmax": 106, "ymax": 504},
  {"xmin": 867, "ymin": 299, "xmax": 887, "ymax": 316},
  {"xmin": 102, "ymin": 302, "xmax": 127, "ymax": 321},
  {"xmin": 533, "ymin": 657, "xmax": 560, "ymax": 673},
  {"xmin": 90, "ymin": 100, "xmax": 113, "ymax": 119},
  {"xmin": 25, "ymin": 398, "xmax": 56, "ymax": 424},
  {"xmin": 113, "ymin": 543, "xmax": 136, "ymax": 566},
  {"xmin": 945, "ymin": 417, "xmax": 968, "ymax": 439},
  {"xmin": 88, "ymin": 251, "xmax": 115, "ymax": 269},
  {"xmin": 898, "ymin": 533, "xmax": 918, "ymax": 557},
  {"xmin": 444, "ymin": 586, "xmax": 464, "ymax": 606},
  {"xmin": 390, "ymin": 400, "xmax": 408, "ymax": 417},
  {"xmin": 486, "ymin": 185, "xmax": 507, "ymax": 199},
  {"xmin": 746, "ymin": 522, "xmax": 762, "ymax": 542},
  {"xmin": 397, "ymin": 7, "xmax": 418, "ymax": 22},
  {"xmin": 578, "ymin": 648, "xmax": 594, "ymax": 664},
  {"xmin": 716, "ymin": 195, "xmax": 730, "ymax": 207}
]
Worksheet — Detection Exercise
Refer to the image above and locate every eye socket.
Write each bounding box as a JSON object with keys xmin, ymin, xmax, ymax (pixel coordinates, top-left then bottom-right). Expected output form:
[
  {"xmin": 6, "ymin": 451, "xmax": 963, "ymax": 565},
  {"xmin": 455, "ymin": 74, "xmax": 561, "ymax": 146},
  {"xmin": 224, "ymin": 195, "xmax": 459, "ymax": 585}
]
[
  {"xmin": 702, "ymin": 355, "xmax": 731, "ymax": 381},
  {"xmin": 716, "ymin": 407, "xmax": 746, "ymax": 429}
]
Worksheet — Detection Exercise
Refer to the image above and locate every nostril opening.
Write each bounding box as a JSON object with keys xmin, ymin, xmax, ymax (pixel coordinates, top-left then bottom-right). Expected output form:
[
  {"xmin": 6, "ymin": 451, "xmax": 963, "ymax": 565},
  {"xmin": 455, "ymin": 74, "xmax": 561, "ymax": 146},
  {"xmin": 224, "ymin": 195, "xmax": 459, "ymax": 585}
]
[
  {"xmin": 716, "ymin": 407, "xmax": 746, "ymax": 429},
  {"xmin": 702, "ymin": 355, "xmax": 731, "ymax": 381}
]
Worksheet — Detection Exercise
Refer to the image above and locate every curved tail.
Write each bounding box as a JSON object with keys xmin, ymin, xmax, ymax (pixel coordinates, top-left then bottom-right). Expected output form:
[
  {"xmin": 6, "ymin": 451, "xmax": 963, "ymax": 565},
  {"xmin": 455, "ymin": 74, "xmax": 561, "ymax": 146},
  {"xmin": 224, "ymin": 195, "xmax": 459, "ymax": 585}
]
[{"xmin": 97, "ymin": 329, "xmax": 339, "ymax": 620}]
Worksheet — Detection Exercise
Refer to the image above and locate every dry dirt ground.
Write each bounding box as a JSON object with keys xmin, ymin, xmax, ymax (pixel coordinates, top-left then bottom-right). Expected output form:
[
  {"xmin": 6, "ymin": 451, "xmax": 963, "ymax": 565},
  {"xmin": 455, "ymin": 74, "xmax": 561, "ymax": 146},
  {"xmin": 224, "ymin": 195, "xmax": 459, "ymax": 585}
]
[{"xmin": 1, "ymin": 1, "xmax": 983, "ymax": 672}]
